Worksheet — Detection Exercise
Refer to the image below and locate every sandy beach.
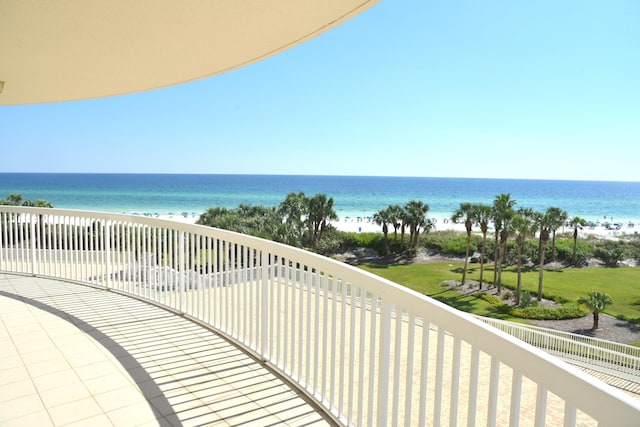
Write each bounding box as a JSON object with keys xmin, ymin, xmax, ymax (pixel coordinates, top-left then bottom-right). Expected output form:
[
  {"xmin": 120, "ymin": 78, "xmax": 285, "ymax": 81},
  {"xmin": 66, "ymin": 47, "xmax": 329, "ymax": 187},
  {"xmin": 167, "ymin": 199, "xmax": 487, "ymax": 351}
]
[
  {"xmin": 329, "ymin": 216, "xmax": 640, "ymax": 239},
  {"xmin": 158, "ymin": 213, "xmax": 639, "ymax": 239}
]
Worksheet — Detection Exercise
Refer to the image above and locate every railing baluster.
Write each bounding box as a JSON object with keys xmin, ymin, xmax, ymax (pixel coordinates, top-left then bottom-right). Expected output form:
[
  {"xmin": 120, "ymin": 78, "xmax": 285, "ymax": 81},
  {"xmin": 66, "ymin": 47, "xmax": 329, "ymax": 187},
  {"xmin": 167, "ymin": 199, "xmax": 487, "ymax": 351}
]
[
  {"xmin": 322, "ymin": 274, "xmax": 329, "ymax": 400},
  {"xmin": 450, "ymin": 336, "xmax": 462, "ymax": 426},
  {"xmin": 468, "ymin": 346, "xmax": 480, "ymax": 426},
  {"xmin": 368, "ymin": 295, "xmax": 378, "ymax": 427},
  {"xmin": 104, "ymin": 221, "xmax": 110, "ymax": 289},
  {"xmin": 305, "ymin": 265, "xmax": 313, "ymax": 391},
  {"xmin": 434, "ymin": 327, "xmax": 445, "ymax": 426},
  {"xmin": 283, "ymin": 257, "xmax": 289, "ymax": 371},
  {"xmin": 404, "ymin": 314, "xmax": 415, "ymax": 427},
  {"xmin": 357, "ymin": 287, "xmax": 366, "ymax": 427},
  {"xmin": 314, "ymin": 271, "xmax": 321, "ymax": 395},
  {"xmin": 297, "ymin": 264, "xmax": 305, "ymax": 382},
  {"xmin": 377, "ymin": 301, "xmax": 392, "ymax": 426},
  {"xmin": 510, "ymin": 371, "xmax": 523, "ymax": 427},
  {"xmin": 348, "ymin": 284, "xmax": 357, "ymax": 423},
  {"xmin": 392, "ymin": 307, "xmax": 402, "ymax": 426},
  {"xmin": 487, "ymin": 357, "xmax": 500, "ymax": 427},
  {"xmin": 330, "ymin": 275, "xmax": 337, "ymax": 408},
  {"xmin": 535, "ymin": 385, "xmax": 548, "ymax": 427},
  {"xmin": 338, "ymin": 279, "xmax": 347, "ymax": 418},
  {"xmin": 564, "ymin": 403, "xmax": 577, "ymax": 427},
  {"xmin": 418, "ymin": 320, "xmax": 430, "ymax": 427}
]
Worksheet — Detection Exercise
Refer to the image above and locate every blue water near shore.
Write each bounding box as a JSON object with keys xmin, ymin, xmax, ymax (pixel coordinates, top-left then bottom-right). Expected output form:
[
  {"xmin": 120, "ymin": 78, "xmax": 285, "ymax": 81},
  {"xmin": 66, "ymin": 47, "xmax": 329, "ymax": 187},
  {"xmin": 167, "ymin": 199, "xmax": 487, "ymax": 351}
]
[{"xmin": 1, "ymin": 173, "xmax": 639, "ymax": 224}]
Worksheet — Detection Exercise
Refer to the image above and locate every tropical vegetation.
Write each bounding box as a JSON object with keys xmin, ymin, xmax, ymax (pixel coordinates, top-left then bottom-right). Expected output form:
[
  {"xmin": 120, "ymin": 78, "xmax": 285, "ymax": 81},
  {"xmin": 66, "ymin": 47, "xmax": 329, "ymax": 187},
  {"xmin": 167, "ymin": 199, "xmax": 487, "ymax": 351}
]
[
  {"xmin": 196, "ymin": 192, "xmax": 340, "ymax": 254},
  {"xmin": 0, "ymin": 193, "xmax": 54, "ymax": 207}
]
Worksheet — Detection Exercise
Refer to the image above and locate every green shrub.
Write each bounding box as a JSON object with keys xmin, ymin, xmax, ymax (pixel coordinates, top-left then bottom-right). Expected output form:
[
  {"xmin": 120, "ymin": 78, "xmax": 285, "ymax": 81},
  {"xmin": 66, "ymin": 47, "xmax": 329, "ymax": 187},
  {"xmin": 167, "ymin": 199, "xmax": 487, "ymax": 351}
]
[
  {"xmin": 510, "ymin": 303, "xmax": 588, "ymax": 320},
  {"xmin": 519, "ymin": 291, "xmax": 534, "ymax": 308},
  {"xmin": 424, "ymin": 232, "xmax": 479, "ymax": 257},
  {"xmin": 478, "ymin": 291, "xmax": 587, "ymax": 320},
  {"xmin": 478, "ymin": 292, "xmax": 504, "ymax": 307},
  {"xmin": 553, "ymin": 239, "xmax": 593, "ymax": 266},
  {"xmin": 315, "ymin": 229, "xmax": 343, "ymax": 256},
  {"xmin": 594, "ymin": 247, "xmax": 625, "ymax": 267},
  {"xmin": 339, "ymin": 231, "xmax": 378, "ymax": 248}
]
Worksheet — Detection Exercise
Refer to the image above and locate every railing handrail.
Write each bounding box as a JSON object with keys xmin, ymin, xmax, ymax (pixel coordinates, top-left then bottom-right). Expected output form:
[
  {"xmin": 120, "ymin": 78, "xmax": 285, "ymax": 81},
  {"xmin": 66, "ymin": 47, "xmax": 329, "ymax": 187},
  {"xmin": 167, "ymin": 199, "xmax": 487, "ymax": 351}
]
[
  {"xmin": 2, "ymin": 206, "xmax": 640, "ymax": 426},
  {"xmin": 474, "ymin": 316, "xmax": 640, "ymax": 383}
]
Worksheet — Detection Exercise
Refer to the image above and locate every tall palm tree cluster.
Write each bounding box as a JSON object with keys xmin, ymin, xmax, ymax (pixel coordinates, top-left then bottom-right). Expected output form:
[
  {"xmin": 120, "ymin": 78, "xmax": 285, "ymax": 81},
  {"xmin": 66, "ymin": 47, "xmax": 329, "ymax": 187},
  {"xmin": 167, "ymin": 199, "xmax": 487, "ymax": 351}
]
[
  {"xmin": 197, "ymin": 192, "xmax": 338, "ymax": 250},
  {"xmin": 450, "ymin": 194, "xmax": 587, "ymax": 305},
  {"xmin": 372, "ymin": 200, "xmax": 433, "ymax": 255}
]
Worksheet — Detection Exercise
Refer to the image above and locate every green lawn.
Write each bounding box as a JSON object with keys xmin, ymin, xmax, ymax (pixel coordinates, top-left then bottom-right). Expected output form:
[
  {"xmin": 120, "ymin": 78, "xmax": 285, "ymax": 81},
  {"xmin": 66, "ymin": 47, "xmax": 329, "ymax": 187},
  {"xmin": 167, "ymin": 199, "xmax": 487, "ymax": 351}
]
[{"xmin": 360, "ymin": 262, "xmax": 640, "ymax": 324}]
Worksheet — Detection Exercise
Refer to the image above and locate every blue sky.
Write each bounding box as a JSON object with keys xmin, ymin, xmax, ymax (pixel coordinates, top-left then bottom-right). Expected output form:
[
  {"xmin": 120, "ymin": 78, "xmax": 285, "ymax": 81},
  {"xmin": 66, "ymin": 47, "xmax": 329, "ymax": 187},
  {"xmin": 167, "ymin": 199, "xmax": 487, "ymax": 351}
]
[{"xmin": 2, "ymin": 0, "xmax": 639, "ymax": 181}]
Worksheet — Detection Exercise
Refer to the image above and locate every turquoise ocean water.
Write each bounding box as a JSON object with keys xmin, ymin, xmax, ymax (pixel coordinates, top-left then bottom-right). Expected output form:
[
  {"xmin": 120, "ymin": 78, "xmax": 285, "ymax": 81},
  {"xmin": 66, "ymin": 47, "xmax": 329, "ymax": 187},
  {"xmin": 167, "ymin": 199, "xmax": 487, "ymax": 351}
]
[{"xmin": 1, "ymin": 174, "xmax": 639, "ymax": 224}]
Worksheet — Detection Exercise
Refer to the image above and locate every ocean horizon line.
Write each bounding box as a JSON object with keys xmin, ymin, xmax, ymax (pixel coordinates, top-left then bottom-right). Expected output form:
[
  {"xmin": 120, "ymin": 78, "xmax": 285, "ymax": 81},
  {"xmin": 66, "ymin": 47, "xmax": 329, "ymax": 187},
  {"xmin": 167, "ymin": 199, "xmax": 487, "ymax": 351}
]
[
  {"xmin": 2, "ymin": 172, "xmax": 639, "ymax": 184},
  {"xmin": 2, "ymin": 174, "xmax": 639, "ymax": 225}
]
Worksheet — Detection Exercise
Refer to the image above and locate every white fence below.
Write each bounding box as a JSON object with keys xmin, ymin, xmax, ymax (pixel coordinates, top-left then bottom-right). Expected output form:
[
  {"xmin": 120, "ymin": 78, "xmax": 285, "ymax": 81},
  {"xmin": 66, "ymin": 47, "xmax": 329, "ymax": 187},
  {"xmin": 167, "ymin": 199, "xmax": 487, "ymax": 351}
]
[
  {"xmin": 475, "ymin": 316, "xmax": 640, "ymax": 384},
  {"xmin": 2, "ymin": 207, "xmax": 640, "ymax": 426}
]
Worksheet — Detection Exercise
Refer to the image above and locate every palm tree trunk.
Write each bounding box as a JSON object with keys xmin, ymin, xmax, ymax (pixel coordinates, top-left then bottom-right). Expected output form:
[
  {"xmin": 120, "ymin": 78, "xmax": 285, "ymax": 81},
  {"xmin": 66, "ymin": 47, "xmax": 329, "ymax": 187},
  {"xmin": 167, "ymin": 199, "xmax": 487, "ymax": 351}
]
[
  {"xmin": 516, "ymin": 242, "xmax": 523, "ymax": 306},
  {"xmin": 497, "ymin": 232, "xmax": 508, "ymax": 293},
  {"xmin": 479, "ymin": 231, "xmax": 487, "ymax": 290},
  {"xmin": 537, "ymin": 241, "xmax": 547, "ymax": 301},
  {"xmin": 572, "ymin": 228, "xmax": 578, "ymax": 265},
  {"xmin": 382, "ymin": 224, "xmax": 389, "ymax": 255},
  {"xmin": 492, "ymin": 232, "xmax": 500, "ymax": 287},
  {"xmin": 461, "ymin": 233, "xmax": 471, "ymax": 286}
]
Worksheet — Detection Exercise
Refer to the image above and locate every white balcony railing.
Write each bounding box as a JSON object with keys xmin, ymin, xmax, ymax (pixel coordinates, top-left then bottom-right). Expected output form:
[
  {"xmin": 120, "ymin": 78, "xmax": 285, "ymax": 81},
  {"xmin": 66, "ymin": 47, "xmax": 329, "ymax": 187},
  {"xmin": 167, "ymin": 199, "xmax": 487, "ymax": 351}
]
[{"xmin": 2, "ymin": 207, "xmax": 640, "ymax": 426}]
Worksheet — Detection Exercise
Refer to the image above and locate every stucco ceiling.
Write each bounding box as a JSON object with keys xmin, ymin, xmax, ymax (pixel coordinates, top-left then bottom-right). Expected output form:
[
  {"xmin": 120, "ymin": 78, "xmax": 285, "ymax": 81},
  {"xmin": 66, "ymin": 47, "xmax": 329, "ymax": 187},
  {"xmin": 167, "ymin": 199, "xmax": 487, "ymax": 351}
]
[{"xmin": 0, "ymin": 0, "xmax": 379, "ymax": 105}]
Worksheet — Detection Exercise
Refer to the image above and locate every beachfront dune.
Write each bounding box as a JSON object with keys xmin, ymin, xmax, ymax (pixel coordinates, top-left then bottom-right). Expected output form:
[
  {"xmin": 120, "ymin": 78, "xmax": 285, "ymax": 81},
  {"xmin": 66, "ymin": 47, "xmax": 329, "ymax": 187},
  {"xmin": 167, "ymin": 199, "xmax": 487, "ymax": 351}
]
[{"xmin": 162, "ymin": 213, "xmax": 638, "ymax": 239}]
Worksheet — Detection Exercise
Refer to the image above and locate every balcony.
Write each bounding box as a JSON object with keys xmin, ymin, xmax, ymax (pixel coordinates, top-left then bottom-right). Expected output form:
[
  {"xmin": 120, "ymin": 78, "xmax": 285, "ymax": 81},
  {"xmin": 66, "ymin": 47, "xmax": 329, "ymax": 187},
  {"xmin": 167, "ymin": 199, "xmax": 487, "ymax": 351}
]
[
  {"xmin": 1, "ymin": 274, "xmax": 328, "ymax": 426},
  {"xmin": 2, "ymin": 207, "xmax": 640, "ymax": 426}
]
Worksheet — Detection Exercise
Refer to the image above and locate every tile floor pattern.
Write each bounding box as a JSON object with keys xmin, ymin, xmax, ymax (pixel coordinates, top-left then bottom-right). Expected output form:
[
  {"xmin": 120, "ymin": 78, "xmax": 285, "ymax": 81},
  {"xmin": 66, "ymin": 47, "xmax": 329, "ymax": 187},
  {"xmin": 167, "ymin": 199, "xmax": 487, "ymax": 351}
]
[{"xmin": 0, "ymin": 274, "xmax": 332, "ymax": 426}]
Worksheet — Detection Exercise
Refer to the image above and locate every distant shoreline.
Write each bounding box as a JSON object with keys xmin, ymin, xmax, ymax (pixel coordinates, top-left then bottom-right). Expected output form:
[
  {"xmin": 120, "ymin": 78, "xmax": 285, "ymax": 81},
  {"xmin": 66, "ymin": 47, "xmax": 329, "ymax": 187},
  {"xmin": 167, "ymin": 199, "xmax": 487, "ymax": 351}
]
[{"xmin": 156, "ymin": 213, "xmax": 639, "ymax": 239}]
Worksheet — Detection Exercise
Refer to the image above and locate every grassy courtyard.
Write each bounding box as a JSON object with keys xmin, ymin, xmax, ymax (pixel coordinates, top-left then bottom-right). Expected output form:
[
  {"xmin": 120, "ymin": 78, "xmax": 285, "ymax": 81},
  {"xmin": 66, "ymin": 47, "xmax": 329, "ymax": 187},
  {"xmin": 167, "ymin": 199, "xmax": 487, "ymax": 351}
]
[{"xmin": 360, "ymin": 261, "xmax": 640, "ymax": 324}]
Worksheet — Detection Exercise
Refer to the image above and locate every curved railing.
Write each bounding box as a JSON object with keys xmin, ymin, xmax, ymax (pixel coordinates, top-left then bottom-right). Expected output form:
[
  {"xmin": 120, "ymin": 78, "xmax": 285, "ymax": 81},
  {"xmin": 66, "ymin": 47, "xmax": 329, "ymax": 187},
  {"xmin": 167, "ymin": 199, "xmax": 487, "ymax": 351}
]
[{"xmin": 2, "ymin": 207, "xmax": 640, "ymax": 426}]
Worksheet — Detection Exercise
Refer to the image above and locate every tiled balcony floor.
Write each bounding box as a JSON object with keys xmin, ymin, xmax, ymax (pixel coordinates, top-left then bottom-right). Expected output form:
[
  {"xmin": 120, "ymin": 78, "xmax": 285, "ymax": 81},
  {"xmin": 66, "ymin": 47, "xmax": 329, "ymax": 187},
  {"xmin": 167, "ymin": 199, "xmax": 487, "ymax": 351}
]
[{"xmin": 0, "ymin": 274, "xmax": 331, "ymax": 427}]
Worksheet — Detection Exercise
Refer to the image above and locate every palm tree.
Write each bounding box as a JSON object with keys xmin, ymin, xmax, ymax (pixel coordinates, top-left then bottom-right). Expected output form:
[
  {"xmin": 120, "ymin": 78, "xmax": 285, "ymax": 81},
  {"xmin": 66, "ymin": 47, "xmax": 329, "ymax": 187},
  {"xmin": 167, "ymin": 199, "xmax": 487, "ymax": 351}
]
[
  {"xmin": 278, "ymin": 192, "xmax": 308, "ymax": 245},
  {"xmin": 372, "ymin": 208, "xmax": 392, "ymax": 255},
  {"xmin": 569, "ymin": 216, "xmax": 587, "ymax": 266},
  {"xmin": 511, "ymin": 208, "xmax": 537, "ymax": 305},
  {"xmin": 472, "ymin": 203, "xmax": 493, "ymax": 290},
  {"xmin": 579, "ymin": 291, "xmax": 614, "ymax": 330},
  {"xmin": 546, "ymin": 207, "xmax": 568, "ymax": 262},
  {"xmin": 535, "ymin": 208, "xmax": 555, "ymax": 301},
  {"xmin": 387, "ymin": 204, "xmax": 404, "ymax": 242},
  {"xmin": 404, "ymin": 200, "xmax": 430, "ymax": 248},
  {"xmin": 451, "ymin": 202, "xmax": 475, "ymax": 286},
  {"xmin": 399, "ymin": 206, "xmax": 409, "ymax": 244},
  {"xmin": 492, "ymin": 194, "xmax": 516, "ymax": 292},
  {"xmin": 1, "ymin": 193, "xmax": 24, "ymax": 205},
  {"xmin": 307, "ymin": 194, "xmax": 338, "ymax": 248},
  {"xmin": 196, "ymin": 206, "xmax": 231, "ymax": 227}
]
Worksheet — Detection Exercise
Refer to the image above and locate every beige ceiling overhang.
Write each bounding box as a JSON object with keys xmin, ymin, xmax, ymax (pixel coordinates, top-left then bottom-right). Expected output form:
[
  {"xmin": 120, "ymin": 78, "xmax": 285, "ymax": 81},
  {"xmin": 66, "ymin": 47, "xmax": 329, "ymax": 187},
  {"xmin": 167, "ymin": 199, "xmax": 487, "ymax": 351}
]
[{"xmin": 0, "ymin": 0, "xmax": 379, "ymax": 105}]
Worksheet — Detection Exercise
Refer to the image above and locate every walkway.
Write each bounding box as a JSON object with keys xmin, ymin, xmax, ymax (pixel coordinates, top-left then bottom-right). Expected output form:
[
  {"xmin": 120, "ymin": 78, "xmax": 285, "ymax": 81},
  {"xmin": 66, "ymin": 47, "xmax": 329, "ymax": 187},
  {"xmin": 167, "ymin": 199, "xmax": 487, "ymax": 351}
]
[{"xmin": 0, "ymin": 274, "xmax": 330, "ymax": 427}]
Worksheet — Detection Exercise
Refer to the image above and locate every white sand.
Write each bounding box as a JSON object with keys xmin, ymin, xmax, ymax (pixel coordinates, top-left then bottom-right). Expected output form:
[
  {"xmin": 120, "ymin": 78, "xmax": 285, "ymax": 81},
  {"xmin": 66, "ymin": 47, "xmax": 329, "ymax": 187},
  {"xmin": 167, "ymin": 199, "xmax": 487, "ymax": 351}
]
[{"xmin": 158, "ymin": 214, "xmax": 638, "ymax": 239}]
